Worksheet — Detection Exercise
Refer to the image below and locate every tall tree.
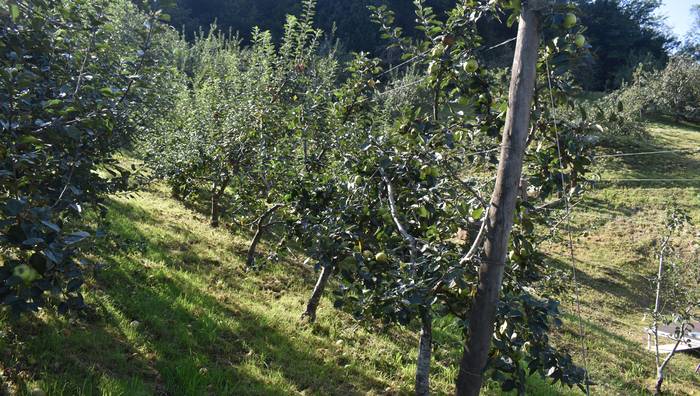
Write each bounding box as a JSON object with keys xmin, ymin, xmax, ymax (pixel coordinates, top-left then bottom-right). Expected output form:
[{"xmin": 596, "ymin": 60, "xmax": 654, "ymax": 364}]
[
  {"xmin": 680, "ymin": 4, "xmax": 700, "ymax": 60},
  {"xmin": 573, "ymin": 0, "xmax": 675, "ymax": 90}
]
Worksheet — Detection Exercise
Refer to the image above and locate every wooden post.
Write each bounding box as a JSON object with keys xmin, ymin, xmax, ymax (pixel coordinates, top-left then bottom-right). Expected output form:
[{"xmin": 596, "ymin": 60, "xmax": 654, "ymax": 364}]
[{"xmin": 456, "ymin": 2, "xmax": 542, "ymax": 395}]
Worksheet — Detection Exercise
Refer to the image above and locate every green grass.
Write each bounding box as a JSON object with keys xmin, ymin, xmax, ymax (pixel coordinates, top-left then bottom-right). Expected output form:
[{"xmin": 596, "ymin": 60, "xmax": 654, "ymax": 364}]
[
  {"xmin": 1, "ymin": 120, "xmax": 699, "ymax": 395},
  {"xmin": 543, "ymin": 119, "xmax": 700, "ymax": 395},
  {"xmin": 0, "ymin": 184, "xmax": 576, "ymax": 395}
]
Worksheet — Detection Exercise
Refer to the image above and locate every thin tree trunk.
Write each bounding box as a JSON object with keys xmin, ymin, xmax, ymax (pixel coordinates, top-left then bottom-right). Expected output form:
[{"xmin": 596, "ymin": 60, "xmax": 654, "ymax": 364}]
[
  {"xmin": 301, "ymin": 262, "xmax": 333, "ymax": 322},
  {"xmin": 245, "ymin": 204, "xmax": 283, "ymax": 267},
  {"xmin": 210, "ymin": 177, "xmax": 229, "ymax": 228},
  {"xmin": 653, "ymin": 237, "xmax": 669, "ymax": 368},
  {"xmin": 652, "ymin": 236, "xmax": 677, "ymax": 396},
  {"xmin": 210, "ymin": 182, "xmax": 221, "ymax": 227},
  {"xmin": 246, "ymin": 223, "xmax": 265, "ymax": 267},
  {"xmin": 655, "ymin": 327, "xmax": 684, "ymax": 395},
  {"xmin": 415, "ymin": 312, "xmax": 433, "ymax": 396},
  {"xmin": 456, "ymin": 4, "xmax": 541, "ymax": 395}
]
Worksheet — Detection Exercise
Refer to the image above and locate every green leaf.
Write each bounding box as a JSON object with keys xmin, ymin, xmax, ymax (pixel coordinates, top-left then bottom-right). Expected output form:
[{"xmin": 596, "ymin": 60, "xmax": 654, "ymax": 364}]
[
  {"xmin": 17, "ymin": 135, "xmax": 42, "ymax": 145},
  {"xmin": 66, "ymin": 278, "xmax": 83, "ymax": 292},
  {"xmin": 9, "ymin": 4, "xmax": 20, "ymax": 22},
  {"xmin": 4, "ymin": 199, "xmax": 26, "ymax": 216},
  {"xmin": 64, "ymin": 231, "xmax": 90, "ymax": 245},
  {"xmin": 41, "ymin": 220, "xmax": 61, "ymax": 233}
]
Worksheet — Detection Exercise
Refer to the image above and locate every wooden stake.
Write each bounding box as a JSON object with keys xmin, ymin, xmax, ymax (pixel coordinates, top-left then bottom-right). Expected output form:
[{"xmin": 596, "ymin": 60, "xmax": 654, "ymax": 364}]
[{"xmin": 456, "ymin": 3, "xmax": 542, "ymax": 394}]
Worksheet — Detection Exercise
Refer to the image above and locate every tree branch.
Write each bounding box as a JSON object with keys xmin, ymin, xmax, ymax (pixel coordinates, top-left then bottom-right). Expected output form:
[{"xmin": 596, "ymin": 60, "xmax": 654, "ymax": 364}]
[
  {"xmin": 459, "ymin": 208, "xmax": 489, "ymax": 265},
  {"xmin": 380, "ymin": 168, "xmax": 418, "ymax": 265}
]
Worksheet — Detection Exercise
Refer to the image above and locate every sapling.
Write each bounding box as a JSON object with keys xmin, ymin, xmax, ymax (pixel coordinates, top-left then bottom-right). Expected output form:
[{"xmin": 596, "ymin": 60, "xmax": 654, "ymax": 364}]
[{"xmin": 648, "ymin": 208, "xmax": 699, "ymax": 395}]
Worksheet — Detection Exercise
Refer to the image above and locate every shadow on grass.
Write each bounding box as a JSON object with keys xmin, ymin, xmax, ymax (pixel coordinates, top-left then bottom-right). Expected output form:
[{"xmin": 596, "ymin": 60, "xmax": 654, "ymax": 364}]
[
  {"xmin": 646, "ymin": 116, "xmax": 700, "ymax": 133},
  {"xmin": 546, "ymin": 254, "xmax": 653, "ymax": 313},
  {"xmin": 3, "ymin": 194, "xmax": 389, "ymax": 395},
  {"xmin": 91, "ymin": 196, "xmax": 388, "ymax": 395},
  {"xmin": 595, "ymin": 122, "xmax": 700, "ymax": 184}
]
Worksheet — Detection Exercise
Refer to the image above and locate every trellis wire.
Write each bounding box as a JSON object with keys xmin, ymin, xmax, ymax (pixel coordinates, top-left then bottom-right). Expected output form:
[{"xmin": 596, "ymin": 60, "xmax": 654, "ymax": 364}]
[{"xmin": 545, "ymin": 60, "xmax": 592, "ymax": 395}]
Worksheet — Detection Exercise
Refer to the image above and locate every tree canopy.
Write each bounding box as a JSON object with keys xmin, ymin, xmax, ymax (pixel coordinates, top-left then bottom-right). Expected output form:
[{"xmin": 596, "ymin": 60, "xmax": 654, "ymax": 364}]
[{"xmin": 166, "ymin": 0, "xmax": 675, "ymax": 91}]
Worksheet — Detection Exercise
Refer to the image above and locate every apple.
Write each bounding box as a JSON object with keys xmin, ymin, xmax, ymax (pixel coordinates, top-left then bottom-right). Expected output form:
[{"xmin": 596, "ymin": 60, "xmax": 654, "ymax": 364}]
[
  {"xmin": 362, "ymin": 250, "xmax": 374, "ymax": 259},
  {"xmin": 575, "ymin": 34, "xmax": 586, "ymax": 48},
  {"xmin": 428, "ymin": 61, "xmax": 440, "ymax": 76},
  {"xmin": 375, "ymin": 251, "xmax": 388, "ymax": 263},
  {"xmin": 13, "ymin": 264, "xmax": 39, "ymax": 283},
  {"xmin": 463, "ymin": 58, "xmax": 479, "ymax": 73},
  {"xmin": 563, "ymin": 13, "xmax": 577, "ymax": 29},
  {"xmin": 431, "ymin": 44, "xmax": 446, "ymax": 57}
]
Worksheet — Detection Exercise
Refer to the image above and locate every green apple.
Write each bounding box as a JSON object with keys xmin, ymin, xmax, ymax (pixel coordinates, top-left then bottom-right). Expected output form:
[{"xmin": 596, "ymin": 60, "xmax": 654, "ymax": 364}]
[
  {"xmin": 563, "ymin": 13, "xmax": 577, "ymax": 29},
  {"xmin": 428, "ymin": 61, "xmax": 440, "ymax": 76},
  {"xmin": 575, "ymin": 34, "xmax": 586, "ymax": 48},
  {"xmin": 375, "ymin": 251, "xmax": 388, "ymax": 263},
  {"xmin": 463, "ymin": 58, "xmax": 479, "ymax": 73},
  {"xmin": 13, "ymin": 264, "xmax": 39, "ymax": 283},
  {"xmin": 362, "ymin": 250, "xmax": 374, "ymax": 259},
  {"xmin": 431, "ymin": 44, "xmax": 446, "ymax": 57}
]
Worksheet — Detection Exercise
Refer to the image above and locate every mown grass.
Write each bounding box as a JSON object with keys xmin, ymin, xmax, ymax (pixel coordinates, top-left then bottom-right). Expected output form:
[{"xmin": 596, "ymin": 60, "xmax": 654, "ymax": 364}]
[
  {"xmin": 0, "ymin": 183, "xmax": 575, "ymax": 395},
  {"xmin": 543, "ymin": 119, "xmax": 700, "ymax": 395},
  {"xmin": 1, "ymin": 120, "xmax": 698, "ymax": 395}
]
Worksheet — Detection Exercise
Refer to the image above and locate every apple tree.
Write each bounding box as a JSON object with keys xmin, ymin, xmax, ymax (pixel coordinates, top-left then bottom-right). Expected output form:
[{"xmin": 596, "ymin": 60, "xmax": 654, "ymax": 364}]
[
  {"xmin": 292, "ymin": 0, "xmax": 595, "ymax": 394},
  {"xmin": 0, "ymin": 0, "xmax": 177, "ymax": 315}
]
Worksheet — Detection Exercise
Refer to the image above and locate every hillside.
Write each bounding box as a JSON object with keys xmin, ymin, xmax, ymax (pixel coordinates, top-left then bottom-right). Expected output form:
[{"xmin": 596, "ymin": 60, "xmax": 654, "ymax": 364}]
[
  {"xmin": 545, "ymin": 120, "xmax": 700, "ymax": 395},
  {"xmin": 0, "ymin": 120, "xmax": 698, "ymax": 395}
]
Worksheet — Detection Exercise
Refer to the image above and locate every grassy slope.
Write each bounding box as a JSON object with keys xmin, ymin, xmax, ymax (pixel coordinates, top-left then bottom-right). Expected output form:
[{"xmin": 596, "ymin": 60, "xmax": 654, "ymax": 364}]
[
  {"xmin": 0, "ymin": 120, "xmax": 698, "ymax": 395},
  {"xmin": 544, "ymin": 120, "xmax": 700, "ymax": 395}
]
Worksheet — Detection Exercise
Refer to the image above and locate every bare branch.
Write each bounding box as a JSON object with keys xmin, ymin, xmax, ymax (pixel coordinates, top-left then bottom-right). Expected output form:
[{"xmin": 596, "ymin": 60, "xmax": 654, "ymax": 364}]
[
  {"xmin": 380, "ymin": 168, "xmax": 418, "ymax": 265},
  {"xmin": 459, "ymin": 208, "xmax": 489, "ymax": 265}
]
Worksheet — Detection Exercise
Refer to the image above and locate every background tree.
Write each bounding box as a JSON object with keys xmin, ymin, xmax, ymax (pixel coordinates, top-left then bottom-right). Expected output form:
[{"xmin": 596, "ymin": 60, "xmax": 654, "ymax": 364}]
[
  {"xmin": 679, "ymin": 4, "xmax": 699, "ymax": 60},
  {"xmin": 572, "ymin": 0, "xmax": 675, "ymax": 90}
]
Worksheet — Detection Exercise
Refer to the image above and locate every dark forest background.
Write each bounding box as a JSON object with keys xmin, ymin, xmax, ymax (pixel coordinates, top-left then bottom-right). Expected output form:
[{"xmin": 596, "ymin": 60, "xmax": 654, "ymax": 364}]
[{"xmin": 165, "ymin": 0, "xmax": 683, "ymax": 91}]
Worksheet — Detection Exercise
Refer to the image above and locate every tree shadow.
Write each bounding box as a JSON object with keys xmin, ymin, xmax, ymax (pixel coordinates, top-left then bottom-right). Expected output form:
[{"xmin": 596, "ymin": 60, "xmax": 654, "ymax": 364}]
[
  {"xmin": 4, "ymin": 193, "xmax": 394, "ymax": 395},
  {"xmin": 578, "ymin": 196, "xmax": 640, "ymax": 218},
  {"xmin": 595, "ymin": 130, "xmax": 700, "ymax": 185},
  {"xmin": 545, "ymin": 254, "xmax": 653, "ymax": 314},
  {"xmin": 90, "ymin": 249, "xmax": 390, "ymax": 395},
  {"xmin": 91, "ymin": 196, "xmax": 389, "ymax": 395}
]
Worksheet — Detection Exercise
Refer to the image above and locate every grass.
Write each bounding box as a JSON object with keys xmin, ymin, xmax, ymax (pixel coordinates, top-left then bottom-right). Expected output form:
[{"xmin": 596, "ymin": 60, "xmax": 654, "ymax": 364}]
[
  {"xmin": 0, "ymin": 119, "xmax": 698, "ymax": 395},
  {"xmin": 543, "ymin": 119, "xmax": 700, "ymax": 395}
]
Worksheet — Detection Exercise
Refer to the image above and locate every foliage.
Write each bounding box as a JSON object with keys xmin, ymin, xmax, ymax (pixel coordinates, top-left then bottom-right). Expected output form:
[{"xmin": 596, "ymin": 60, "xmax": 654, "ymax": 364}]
[
  {"xmin": 597, "ymin": 56, "xmax": 700, "ymax": 130},
  {"xmin": 679, "ymin": 4, "xmax": 700, "ymax": 60},
  {"xmin": 284, "ymin": 0, "xmax": 596, "ymax": 392},
  {"xmin": 166, "ymin": 0, "xmax": 459, "ymax": 53},
  {"xmin": 166, "ymin": 0, "xmax": 677, "ymax": 92},
  {"xmin": 572, "ymin": 0, "xmax": 674, "ymax": 91},
  {"xmin": 648, "ymin": 207, "xmax": 699, "ymax": 394},
  {"xmin": 143, "ymin": 0, "xmax": 341, "ymax": 267},
  {"xmin": 651, "ymin": 56, "xmax": 700, "ymax": 123},
  {"xmin": 0, "ymin": 0, "xmax": 175, "ymax": 315}
]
